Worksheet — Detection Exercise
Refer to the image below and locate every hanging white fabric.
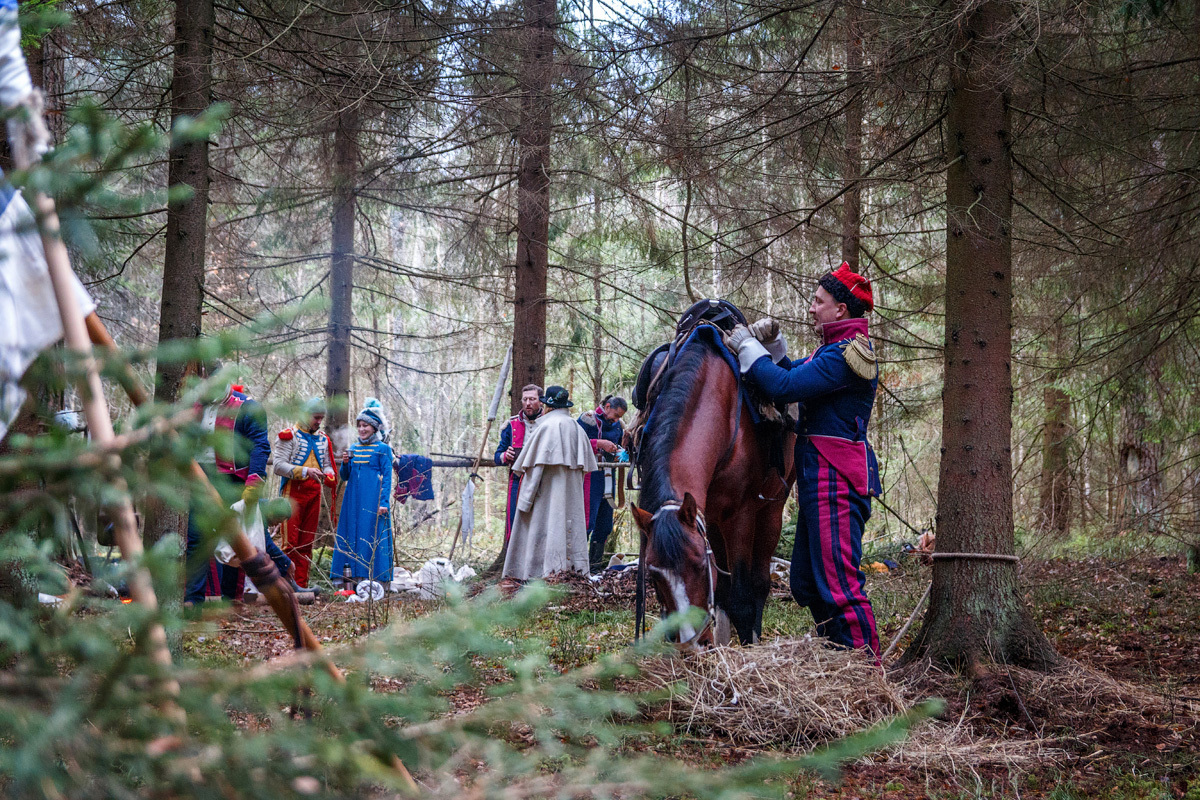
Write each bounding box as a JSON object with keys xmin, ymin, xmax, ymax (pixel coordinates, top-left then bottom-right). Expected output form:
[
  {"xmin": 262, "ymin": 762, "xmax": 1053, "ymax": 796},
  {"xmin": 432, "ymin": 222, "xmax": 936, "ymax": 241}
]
[
  {"xmin": 0, "ymin": 6, "xmax": 94, "ymax": 441},
  {"xmin": 460, "ymin": 480, "xmax": 475, "ymax": 551},
  {"xmin": 0, "ymin": 192, "xmax": 96, "ymax": 440}
]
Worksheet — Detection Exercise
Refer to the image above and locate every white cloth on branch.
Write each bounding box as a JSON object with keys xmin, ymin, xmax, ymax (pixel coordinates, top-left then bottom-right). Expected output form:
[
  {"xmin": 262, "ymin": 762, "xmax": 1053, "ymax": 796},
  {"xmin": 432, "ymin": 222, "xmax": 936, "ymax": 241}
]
[
  {"xmin": 0, "ymin": 8, "xmax": 33, "ymax": 109},
  {"xmin": 460, "ymin": 480, "xmax": 475, "ymax": 549},
  {"xmin": 0, "ymin": 191, "xmax": 96, "ymax": 440},
  {"xmin": 214, "ymin": 499, "xmax": 265, "ymax": 566}
]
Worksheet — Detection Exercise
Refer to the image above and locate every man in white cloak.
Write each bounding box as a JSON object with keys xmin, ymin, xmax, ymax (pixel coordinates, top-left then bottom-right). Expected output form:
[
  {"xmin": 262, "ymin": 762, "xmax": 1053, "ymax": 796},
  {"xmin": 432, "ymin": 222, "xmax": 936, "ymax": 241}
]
[{"xmin": 503, "ymin": 385, "xmax": 598, "ymax": 580}]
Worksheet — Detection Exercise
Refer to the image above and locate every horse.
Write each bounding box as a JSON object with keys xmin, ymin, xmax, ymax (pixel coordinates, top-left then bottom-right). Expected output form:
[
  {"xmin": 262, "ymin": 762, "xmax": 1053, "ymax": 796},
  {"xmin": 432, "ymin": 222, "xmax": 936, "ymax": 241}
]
[{"xmin": 629, "ymin": 322, "xmax": 795, "ymax": 648}]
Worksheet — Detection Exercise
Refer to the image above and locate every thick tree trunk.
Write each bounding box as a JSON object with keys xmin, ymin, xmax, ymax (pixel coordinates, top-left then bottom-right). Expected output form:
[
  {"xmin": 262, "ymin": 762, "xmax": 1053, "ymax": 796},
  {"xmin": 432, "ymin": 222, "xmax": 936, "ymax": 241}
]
[
  {"xmin": 145, "ymin": 0, "xmax": 214, "ymax": 549},
  {"xmin": 156, "ymin": 0, "xmax": 214, "ymax": 405},
  {"xmin": 902, "ymin": 0, "xmax": 1058, "ymax": 671},
  {"xmin": 509, "ymin": 0, "xmax": 554, "ymax": 416},
  {"xmin": 326, "ymin": 109, "xmax": 359, "ymax": 449},
  {"xmin": 840, "ymin": 0, "xmax": 863, "ymax": 272}
]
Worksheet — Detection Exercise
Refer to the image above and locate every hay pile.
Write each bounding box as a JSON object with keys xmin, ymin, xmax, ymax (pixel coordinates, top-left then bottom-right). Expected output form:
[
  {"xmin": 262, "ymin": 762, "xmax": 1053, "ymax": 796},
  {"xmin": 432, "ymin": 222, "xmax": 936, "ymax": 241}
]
[
  {"xmin": 638, "ymin": 637, "xmax": 1065, "ymax": 767},
  {"xmin": 641, "ymin": 637, "xmax": 906, "ymax": 749}
]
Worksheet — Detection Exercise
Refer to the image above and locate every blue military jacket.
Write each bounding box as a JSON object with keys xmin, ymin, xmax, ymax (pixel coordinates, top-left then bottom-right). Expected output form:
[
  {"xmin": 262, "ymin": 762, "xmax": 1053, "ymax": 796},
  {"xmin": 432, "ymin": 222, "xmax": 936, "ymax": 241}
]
[
  {"xmin": 747, "ymin": 317, "xmax": 882, "ymax": 497},
  {"xmin": 577, "ymin": 406, "xmax": 623, "ymax": 459}
]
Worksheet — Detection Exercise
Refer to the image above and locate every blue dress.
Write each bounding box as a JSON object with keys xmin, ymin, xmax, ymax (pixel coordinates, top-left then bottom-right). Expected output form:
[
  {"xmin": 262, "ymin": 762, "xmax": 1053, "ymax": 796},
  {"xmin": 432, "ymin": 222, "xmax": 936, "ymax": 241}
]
[{"xmin": 332, "ymin": 438, "xmax": 394, "ymax": 583}]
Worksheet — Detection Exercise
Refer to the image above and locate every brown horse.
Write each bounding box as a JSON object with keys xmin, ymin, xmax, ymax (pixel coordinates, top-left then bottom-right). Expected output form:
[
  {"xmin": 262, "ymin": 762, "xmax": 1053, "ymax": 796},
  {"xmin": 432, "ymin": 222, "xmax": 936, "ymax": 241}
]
[{"xmin": 630, "ymin": 328, "xmax": 795, "ymax": 647}]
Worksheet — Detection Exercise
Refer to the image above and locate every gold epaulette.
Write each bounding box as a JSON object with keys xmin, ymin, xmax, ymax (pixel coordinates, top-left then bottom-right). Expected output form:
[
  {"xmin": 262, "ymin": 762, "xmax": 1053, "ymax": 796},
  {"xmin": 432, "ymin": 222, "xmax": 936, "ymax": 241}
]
[{"xmin": 840, "ymin": 333, "xmax": 878, "ymax": 381}]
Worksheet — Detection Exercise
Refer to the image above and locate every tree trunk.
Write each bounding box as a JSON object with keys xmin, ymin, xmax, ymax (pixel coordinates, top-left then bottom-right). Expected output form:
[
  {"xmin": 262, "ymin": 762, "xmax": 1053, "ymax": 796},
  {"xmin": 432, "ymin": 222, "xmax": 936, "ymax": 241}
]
[
  {"xmin": 1040, "ymin": 322, "xmax": 1072, "ymax": 535},
  {"xmin": 509, "ymin": 0, "xmax": 555, "ymax": 416},
  {"xmin": 326, "ymin": 108, "xmax": 359, "ymax": 450},
  {"xmin": 840, "ymin": 0, "xmax": 863, "ymax": 272},
  {"xmin": 1040, "ymin": 384, "xmax": 1072, "ymax": 535},
  {"xmin": 156, "ymin": 0, "xmax": 215, "ymax": 405},
  {"xmin": 591, "ymin": 255, "xmax": 602, "ymax": 406},
  {"xmin": 902, "ymin": 0, "xmax": 1058, "ymax": 671},
  {"xmin": 144, "ymin": 0, "xmax": 214, "ymax": 549},
  {"xmin": 1118, "ymin": 377, "xmax": 1163, "ymax": 533},
  {"xmin": 27, "ymin": 27, "xmax": 66, "ymax": 145}
]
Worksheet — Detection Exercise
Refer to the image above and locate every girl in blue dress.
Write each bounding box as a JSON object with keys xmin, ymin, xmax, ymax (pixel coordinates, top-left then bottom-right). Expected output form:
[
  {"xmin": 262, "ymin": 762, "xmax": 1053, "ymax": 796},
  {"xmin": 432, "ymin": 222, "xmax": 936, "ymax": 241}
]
[{"xmin": 332, "ymin": 400, "xmax": 393, "ymax": 588}]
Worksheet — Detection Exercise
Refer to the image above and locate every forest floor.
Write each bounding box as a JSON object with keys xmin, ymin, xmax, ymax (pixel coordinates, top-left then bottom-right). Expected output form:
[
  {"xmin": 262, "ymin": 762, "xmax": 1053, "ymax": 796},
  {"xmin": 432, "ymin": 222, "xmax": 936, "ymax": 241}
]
[{"xmin": 181, "ymin": 552, "xmax": 1200, "ymax": 799}]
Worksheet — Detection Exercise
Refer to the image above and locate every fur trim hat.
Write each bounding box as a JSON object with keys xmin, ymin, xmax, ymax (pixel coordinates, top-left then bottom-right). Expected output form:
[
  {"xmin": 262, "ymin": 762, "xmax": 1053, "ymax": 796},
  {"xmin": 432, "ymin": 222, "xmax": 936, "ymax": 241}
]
[{"xmin": 818, "ymin": 262, "xmax": 873, "ymax": 317}]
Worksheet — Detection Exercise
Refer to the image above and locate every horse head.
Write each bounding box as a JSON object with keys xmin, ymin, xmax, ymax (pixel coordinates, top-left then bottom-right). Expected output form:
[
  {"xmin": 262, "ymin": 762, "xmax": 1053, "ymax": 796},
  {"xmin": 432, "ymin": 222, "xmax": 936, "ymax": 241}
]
[{"xmin": 631, "ymin": 492, "xmax": 717, "ymax": 649}]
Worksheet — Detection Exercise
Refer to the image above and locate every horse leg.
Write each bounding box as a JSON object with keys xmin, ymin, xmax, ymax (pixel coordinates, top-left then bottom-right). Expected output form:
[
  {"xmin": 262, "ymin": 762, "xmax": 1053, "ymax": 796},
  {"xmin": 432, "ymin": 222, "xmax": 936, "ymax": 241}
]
[
  {"xmin": 709, "ymin": 521, "xmax": 734, "ymax": 646},
  {"xmin": 726, "ymin": 561, "xmax": 758, "ymax": 645},
  {"xmin": 720, "ymin": 514, "xmax": 761, "ymax": 644},
  {"xmin": 752, "ymin": 497, "xmax": 788, "ymax": 642}
]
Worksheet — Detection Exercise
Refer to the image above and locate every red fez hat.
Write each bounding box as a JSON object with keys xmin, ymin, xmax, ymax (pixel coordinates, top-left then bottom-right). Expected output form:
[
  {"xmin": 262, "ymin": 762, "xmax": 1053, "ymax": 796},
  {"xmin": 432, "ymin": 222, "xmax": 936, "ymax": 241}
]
[{"xmin": 818, "ymin": 262, "xmax": 873, "ymax": 316}]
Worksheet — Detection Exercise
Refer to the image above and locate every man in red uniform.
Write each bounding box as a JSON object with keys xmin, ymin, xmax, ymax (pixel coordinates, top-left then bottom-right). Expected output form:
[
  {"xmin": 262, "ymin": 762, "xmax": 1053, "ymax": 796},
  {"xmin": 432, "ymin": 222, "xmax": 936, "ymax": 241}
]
[
  {"xmin": 494, "ymin": 384, "xmax": 542, "ymax": 543},
  {"xmin": 273, "ymin": 398, "xmax": 337, "ymax": 590}
]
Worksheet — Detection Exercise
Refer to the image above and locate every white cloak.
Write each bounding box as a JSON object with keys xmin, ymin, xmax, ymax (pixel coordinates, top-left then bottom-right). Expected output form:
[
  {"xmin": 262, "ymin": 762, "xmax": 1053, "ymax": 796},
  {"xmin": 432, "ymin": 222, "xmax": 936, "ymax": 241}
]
[{"xmin": 503, "ymin": 406, "xmax": 598, "ymax": 580}]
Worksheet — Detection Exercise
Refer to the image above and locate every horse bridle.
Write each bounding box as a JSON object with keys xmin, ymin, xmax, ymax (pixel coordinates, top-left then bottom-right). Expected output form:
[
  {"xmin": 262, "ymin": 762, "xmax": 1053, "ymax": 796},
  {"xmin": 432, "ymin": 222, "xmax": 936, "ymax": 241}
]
[{"xmin": 635, "ymin": 500, "xmax": 730, "ymax": 648}]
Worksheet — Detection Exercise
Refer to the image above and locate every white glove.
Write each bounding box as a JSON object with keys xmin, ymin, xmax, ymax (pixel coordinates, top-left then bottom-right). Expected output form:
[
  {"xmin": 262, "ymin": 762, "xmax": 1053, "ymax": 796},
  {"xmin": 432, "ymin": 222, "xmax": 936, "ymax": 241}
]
[
  {"xmin": 727, "ymin": 324, "xmax": 771, "ymax": 373},
  {"xmin": 748, "ymin": 318, "xmax": 779, "ymax": 342},
  {"xmin": 750, "ymin": 318, "xmax": 787, "ymax": 361},
  {"xmin": 725, "ymin": 324, "xmax": 755, "ymax": 351}
]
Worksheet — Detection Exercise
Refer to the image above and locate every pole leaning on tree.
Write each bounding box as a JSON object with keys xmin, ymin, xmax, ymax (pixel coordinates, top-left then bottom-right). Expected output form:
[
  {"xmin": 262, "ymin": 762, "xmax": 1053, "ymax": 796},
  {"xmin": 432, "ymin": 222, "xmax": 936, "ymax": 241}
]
[
  {"xmin": 449, "ymin": 345, "xmax": 511, "ymax": 562},
  {"xmin": 11, "ymin": 130, "xmax": 183, "ymax": 716}
]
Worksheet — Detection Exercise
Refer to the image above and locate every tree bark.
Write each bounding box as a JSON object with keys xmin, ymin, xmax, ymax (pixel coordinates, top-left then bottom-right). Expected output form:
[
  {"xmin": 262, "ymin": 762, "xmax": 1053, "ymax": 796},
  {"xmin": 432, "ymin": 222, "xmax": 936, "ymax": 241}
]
[
  {"xmin": 1118, "ymin": 370, "xmax": 1163, "ymax": 533},
  {"xmin": 27, "ymin": 27, "xmax": 66, "ymax": 145},
  {"xmin": 1040, "ymin": 322, "xmax": 1072, "ymax": 535},
  {"xmin": 902, "ymin": 0, "xmax": 1058, "ymax": 671},
  {"xmin": 326, "ymin": 108, "xmax": 359, "ymax": 448},
  {"xmin": 1040, "ymin": 383, "xmax": 1072, "ymax": 535},
  {"xmin": 840, "ymin": 0, "xmax": 863, "ymax": 272},
  {"xmin": 509, "ymin": 0, "xmax": 555, "ymax": 416},
  {"xmin": 156, "ymin": 0, "xmax": 215, "ymax": 405}
]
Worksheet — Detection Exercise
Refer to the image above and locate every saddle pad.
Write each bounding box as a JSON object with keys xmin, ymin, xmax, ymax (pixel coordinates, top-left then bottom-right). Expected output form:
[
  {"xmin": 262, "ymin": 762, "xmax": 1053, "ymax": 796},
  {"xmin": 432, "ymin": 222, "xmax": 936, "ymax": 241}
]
[{"xmin": 641, "ymin": 325, "xmax": 766, "ymax": 442}]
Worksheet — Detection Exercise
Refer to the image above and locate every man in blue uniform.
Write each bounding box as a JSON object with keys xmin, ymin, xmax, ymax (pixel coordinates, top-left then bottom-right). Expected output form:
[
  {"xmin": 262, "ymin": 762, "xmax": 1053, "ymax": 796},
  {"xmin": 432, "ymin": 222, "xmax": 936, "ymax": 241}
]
[
  {"xmin": 494, "ymin": 384, "xmax": 542, "ymax": 543},
  {"xmin": 577, "ymin": 395, "xmax": 626, "ymax": 572},
  {"xmin": 728, "ymin": 262, "xmax": 882, "ymax": 659},
  {"xmin": 187, "ymin": 381, "xmax": 292, "ymax": 604}
]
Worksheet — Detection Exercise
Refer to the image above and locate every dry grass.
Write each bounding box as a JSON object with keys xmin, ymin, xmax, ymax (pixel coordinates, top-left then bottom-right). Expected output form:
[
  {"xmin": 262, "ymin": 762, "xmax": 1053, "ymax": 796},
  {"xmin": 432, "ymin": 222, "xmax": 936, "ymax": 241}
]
[
  {"xmin": 641, "ymin": 637, "xmax": 906, "ymax": 748},
  {"xmin": 633, "ymin": 637, "xmax": 1138, "ymax": 768}
]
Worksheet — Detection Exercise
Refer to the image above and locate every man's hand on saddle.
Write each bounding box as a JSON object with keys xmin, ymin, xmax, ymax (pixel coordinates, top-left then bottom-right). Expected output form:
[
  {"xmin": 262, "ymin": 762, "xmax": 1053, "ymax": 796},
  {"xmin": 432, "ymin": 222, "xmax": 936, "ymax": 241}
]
[
  {"xmin": 750, "ymin": 317, "xmax": 788, "ymax": 361},
  {"xmin": 725, "ymin": 323, "xmax": 772, "ymax": 373},
  {"xmin": 596, "ymin": 439, "xmax": 619, "ymax": 455}
]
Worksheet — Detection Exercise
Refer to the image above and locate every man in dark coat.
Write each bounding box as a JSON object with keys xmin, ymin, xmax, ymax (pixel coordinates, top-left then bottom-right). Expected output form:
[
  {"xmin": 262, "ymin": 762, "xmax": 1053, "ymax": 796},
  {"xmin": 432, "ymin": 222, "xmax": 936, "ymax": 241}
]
[
  {"xmin": 577, "ymin": 395, "xmax": 626, "ymax": 572},
  {"xmin": 727, "ymin": 262, "xmax": 882, "ymax": 659},
  {"xmin": 186, "ymin": 383, "xmax": 292, "ymax": 604},
  {"xmin": 494, "ymin": 384, "xmax": 542, "ymax": 543}
]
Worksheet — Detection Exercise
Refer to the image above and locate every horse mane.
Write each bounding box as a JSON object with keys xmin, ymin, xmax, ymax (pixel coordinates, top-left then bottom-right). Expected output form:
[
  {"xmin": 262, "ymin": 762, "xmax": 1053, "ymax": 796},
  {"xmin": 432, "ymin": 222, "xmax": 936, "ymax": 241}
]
[{"xmin": 639, "ymin": 334, "xmax": 721, "ymax": 566}]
